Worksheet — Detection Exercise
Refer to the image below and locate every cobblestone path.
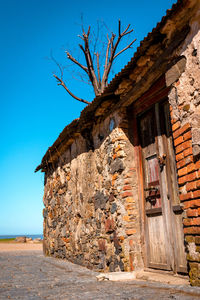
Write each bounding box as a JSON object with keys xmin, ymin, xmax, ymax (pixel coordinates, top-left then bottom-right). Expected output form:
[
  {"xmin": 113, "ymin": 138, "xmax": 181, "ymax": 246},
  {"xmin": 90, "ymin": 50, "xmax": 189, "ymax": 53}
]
[{"xmin": 1, "ymin": 251, "xmax": 200, "ymax": 300}]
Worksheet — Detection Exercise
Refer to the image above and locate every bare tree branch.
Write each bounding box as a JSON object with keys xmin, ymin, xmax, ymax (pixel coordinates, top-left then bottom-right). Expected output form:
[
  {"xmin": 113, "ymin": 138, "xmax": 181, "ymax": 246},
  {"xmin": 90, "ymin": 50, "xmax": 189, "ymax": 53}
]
[
  {"xmin": 53, "ymin": 74, "xmax": 90, "ymax": 104},
  {"xmin": 121, "ymin": 23, "xmax": 130, "ymax": 35},
  {"xmin": 65, "ymin": 51, "xmax": 88, "ymax": 73},
  {"xmin": 95, "ymin": 52, "xmax": 101, "ymax": 87},
  {"xmin": 104, "ymin": 35, "xmax": 111, "ymax": 69},
  {"xmin": 113, "ymin": 38, "xmax": 136, "ymax": 59},
  {"xmin": 118, "ymin": 19, "xmax": 121, "ymax": 36},
  {"xmin": 100, "ymin": 20, "xmax": 136, "ymax": 92},
  {"xmin": 50, "ymin": 51, "xmax": 64, "ymax": 80},
  {"xmin": 81, "ymin": 28, "xmax": 100, "ymax": 95},
  {"xmin": 92, "ymin": 20, "xmax": 100, "ymax": 62},
  {"xmin": 52, "ymin": 19, "xmax": 136, "ymax": 103},
  {"xmin": 77, "ymin": 34, "xmax": 84, "ymax": 41}
]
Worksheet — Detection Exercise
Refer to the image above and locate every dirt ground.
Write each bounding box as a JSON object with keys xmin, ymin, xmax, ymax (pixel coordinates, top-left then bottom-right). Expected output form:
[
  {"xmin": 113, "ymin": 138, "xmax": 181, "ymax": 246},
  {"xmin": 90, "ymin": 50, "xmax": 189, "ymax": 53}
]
[{"xmin": 0, "ymin": 242, "xmax": 43, "ymax": 252}]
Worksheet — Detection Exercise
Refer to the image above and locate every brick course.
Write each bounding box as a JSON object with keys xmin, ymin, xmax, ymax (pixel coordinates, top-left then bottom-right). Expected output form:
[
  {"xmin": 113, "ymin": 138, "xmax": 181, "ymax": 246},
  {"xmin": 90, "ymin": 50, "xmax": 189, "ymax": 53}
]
[{"xmin": 171, "ymin": 114, "xmax": 200, "ymax": 286}]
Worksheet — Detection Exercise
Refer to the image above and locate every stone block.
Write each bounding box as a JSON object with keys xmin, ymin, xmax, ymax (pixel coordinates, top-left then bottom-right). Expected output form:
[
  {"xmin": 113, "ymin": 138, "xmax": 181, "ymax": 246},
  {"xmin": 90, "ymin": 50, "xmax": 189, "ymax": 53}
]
[
  {"xmin": 94, "ymin": 191, "xmax": 109, "ymax": 210},
  {"xmin": 105, "ymin": 218, "xmax": 115, "ymax": 233},
  {"xmin": 110, "ymin": 158, "xmax": 125, "ymax": 174},
  {"xmin": 15, "ymin": 236, "xmax": 26, "ymax": 243},
  {"xmin": 193, "ymin": 144, "xmax": 200, "ymax": 157},
  {"xmin": 111, "ymin": 202, "xmax": 117, "ymax": 214},
  {"xmin": 98, "ymin": 239, "xmax": 106, "ymax": 252}
]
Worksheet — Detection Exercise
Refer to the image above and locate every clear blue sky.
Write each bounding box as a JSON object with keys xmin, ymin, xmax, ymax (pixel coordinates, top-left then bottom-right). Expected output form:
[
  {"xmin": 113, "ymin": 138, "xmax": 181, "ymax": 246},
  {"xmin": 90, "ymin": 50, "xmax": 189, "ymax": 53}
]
[{"xmin": 0, "ymin": 0, "xmax": 176, "ymax": 235}]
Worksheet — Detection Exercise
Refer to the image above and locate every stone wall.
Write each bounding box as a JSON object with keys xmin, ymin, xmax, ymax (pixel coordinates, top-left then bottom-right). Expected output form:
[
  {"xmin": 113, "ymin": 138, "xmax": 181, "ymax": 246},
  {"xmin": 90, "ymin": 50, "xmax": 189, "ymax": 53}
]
[
  {"xmin": 43, "ymin": 108, "xmax": 143, "ymax": 272},
  {"xmin": 168, "ymin": 27, "xmax": 200, "ymax": 286}
]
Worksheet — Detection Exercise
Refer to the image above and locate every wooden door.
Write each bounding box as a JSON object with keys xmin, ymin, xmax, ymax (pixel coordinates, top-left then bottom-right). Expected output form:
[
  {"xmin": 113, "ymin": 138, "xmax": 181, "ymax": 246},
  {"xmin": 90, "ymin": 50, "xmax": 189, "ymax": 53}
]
[{"xmin": 138, "ymin": 100, "xmax": 187, "ymax": 273}]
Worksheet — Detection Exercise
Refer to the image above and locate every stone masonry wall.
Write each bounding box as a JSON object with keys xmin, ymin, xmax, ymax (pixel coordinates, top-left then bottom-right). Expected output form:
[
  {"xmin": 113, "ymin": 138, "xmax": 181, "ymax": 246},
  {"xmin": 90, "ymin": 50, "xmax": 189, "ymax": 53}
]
[
  {"xmin": 168, "ymin": 26, "xmax": 200, "ymax": 286},
  {"xmin": 43, "ymin": 108, "xmax": 143, "ymax": 272}
]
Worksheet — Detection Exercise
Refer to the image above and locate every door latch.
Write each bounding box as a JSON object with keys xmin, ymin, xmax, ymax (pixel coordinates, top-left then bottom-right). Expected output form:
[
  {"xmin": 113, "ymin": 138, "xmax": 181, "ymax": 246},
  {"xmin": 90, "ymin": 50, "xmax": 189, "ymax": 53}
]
[{"xmin": 157, "ymin": 154, "xmax": 166, "ymax": 171}]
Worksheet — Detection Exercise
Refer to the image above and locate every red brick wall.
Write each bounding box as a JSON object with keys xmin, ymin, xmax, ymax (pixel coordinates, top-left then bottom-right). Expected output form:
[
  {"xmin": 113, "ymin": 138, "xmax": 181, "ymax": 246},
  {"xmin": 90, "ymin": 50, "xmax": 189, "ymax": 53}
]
[{"xmin": 171, "ymin": 115, "xmax": 200, "ymax": 286}]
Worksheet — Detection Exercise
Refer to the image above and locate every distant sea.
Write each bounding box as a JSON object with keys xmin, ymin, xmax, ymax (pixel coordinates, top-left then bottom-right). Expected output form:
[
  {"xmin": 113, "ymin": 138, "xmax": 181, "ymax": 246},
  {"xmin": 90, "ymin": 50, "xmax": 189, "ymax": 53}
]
[{"xmin": 0, "ymin": 234, "xmax": 43, "ymax": 240}]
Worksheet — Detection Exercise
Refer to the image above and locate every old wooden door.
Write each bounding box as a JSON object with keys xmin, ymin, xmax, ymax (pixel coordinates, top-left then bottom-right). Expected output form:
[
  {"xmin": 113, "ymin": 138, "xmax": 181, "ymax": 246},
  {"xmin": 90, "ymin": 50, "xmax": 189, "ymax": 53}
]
[{"xmin": 138, "ymin": 100, "xmax": 187, "ymax": 273}]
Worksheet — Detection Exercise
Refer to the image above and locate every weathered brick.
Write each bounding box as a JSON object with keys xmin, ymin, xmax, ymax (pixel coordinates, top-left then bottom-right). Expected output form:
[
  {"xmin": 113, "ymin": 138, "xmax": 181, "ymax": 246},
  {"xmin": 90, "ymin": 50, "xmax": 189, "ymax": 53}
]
[
  {"xmin": 173, "ymin": 129, "xmax": 180, "ymax": 139},
  {"xmin": 184, "ymin": 147, "xmax": 193, "ymax": 157},
  {"xmin": 193, "ymin": 190, "xmax": 200, "ymax": 199},
  {"xmin": 190, "ymin": 200, "xmax": 200, "ymax": 208},
  {"xmin": 185, "ymin": 155, "xmax": 194, "ymax": 165},
  {"xmin": 176, "ymin": 152, "xmax": 184, "ymax": 162},
  {"xmin": 187, "ymin": 209, "xmax": 198, "ymax": 217},
  {"xmin": 186, "ymin": 182, "xmax": 197, "ymax": 191},
  {"xmin": 123, "ymin": 185, "xmax": 132, "ymax": 191},
  {"xmin": 176, "ymin": 141, "xmax": 192, "ymax": 154},
  {"xmin": 177, "ymin": 156, "xmax": 193, "ymax": 169},
  {"xmin": 183, "ymin": 201, "xmax": 192, "ymax": 209},
  {"xmin": 184, "ymin": 227, "xmax": 200, "ymax": 234},
  {"xmin": 179, "ymin": 192, "xmax": 193, "ymax": 201},
  {"xmin": 177, "ymin": 159, "xmax": 186, "ymax": 169},
  {"xmin": 174, "ymin": 136, "xmax": 184, "ymax": 147},
  {"xmin": 182, "ymin": 141, "xmax": 192, "ymax": 150},
  {"xmin": 183, "ymin": 218, "xmax": 192, "ymax": 226},
  {"xmin": 126, "ymin": 229, "xmax": 136, "ymax": 235},
  {"xmin": 185, "ymin": 172, "xmax": 197, "ymax": 182},
  {"xmin": 172, "ymin": 121, "xmax": 181, "ymax": 132},
  {"xmin": 192, "ymin": 217, "xmax": 200, "ymax": 226},
  {"xmin": 178, "ymin": 167, "xmax": 188, "ymax": 177},
  {"xmin": 196, "ymin": 161, "xmax": 200, "ymax": 169},
  {"xmin": 122, "ymin": 191, "xmax": 133, "ymax": 198},
  {"xmin": 178, "ymin": 175, "xmax": 187, "ymax": 185},
  {"xmin": 187, "ymin": 163, "xmax": 196, "ymax": 174},
  {"xmin": 183, "ymin": 130, "xmax": 192, "ymax": 141}
]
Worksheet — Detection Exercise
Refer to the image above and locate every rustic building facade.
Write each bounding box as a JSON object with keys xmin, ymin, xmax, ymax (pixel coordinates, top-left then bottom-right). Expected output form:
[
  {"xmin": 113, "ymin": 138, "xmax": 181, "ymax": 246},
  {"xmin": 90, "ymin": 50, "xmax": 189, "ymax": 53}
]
[{"xmin": 36, "ymin": 0, "xmax": 200, "ymax": 286}]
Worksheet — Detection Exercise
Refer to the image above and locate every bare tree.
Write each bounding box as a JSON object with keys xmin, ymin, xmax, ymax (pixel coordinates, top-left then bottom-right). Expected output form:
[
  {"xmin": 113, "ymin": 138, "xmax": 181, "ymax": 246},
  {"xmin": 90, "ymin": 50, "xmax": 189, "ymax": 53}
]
[{"xmin": 53, "ymin": 20, "xmax": 136, "ymax": 105}]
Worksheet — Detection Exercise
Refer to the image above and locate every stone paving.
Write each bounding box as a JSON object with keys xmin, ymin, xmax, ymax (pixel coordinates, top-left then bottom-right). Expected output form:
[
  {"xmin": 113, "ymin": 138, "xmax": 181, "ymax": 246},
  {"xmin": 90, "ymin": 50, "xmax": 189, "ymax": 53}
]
[{"xmin": 1, "ymin": 250, "xmax": 200, "ymax": 300}]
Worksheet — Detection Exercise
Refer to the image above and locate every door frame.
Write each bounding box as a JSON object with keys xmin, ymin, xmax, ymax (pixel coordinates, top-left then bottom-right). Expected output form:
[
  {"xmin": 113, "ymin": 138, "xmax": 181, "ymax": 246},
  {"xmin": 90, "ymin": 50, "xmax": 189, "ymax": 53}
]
[{"xmin": 130, "ymin": 76, "xmax": 186, "ymax": 273}]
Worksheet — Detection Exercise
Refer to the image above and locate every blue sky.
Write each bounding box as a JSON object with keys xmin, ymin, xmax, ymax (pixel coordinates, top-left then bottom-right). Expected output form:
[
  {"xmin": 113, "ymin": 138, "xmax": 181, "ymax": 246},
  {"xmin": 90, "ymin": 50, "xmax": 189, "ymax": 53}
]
[{"xmin": 0, "ymin": 0, "xmax": 176, "ymax": 235}]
